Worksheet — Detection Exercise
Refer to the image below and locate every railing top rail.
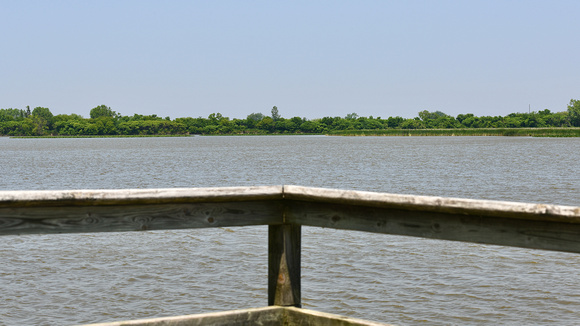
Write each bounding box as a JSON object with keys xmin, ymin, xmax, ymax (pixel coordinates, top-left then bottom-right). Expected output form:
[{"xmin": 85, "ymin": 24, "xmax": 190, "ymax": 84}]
[
  {"xmin": 0, "ymin": 185, "xmax": 284, "ymax": 208},
  {"xmin": 1, "ymin": 185, "xmax": 579, "ymax": 253},
  {"xmin": 283, "ymin": 185, "xmax": 580, "ymax": 223},
  {"xmin": 1, "ymin": 185, "xmax": 578, "ymax": 222}
]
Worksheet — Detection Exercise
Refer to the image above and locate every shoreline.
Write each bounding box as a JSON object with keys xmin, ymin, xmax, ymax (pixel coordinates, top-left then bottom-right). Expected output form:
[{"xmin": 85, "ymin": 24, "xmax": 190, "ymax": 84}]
[
  {"xmin": 5, "ymin": 127, "xmax": 580, "ymax": 138},
  {"xmin": 327, "ymin": 128, "xmax": 580, "ymax": 137}
]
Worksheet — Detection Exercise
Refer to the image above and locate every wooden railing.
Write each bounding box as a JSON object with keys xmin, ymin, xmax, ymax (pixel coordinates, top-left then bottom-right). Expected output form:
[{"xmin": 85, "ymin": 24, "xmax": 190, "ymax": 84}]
[{"xmin": 1, "ymin": 185, "xmax": 579, "ymax": 324}]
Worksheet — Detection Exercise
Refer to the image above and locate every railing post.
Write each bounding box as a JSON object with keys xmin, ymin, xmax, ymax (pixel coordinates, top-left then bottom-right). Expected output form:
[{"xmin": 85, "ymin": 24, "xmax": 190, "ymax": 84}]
[{"xmin": 268, "ymin": 223, "xmax": 301, "ymax": 307}]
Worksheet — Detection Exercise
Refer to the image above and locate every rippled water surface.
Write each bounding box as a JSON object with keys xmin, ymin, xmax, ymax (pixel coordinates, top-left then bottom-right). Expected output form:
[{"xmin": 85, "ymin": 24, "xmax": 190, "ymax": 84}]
[{"xmin": 0, "ymin": 136, "xmax": 579, "ymax": 325}]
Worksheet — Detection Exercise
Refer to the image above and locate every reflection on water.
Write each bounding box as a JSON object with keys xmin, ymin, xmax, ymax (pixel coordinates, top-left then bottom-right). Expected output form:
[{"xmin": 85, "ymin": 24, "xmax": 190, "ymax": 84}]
[{"xmin": 0, "ymin": 136, "xmax": 579, "ymax": 325}]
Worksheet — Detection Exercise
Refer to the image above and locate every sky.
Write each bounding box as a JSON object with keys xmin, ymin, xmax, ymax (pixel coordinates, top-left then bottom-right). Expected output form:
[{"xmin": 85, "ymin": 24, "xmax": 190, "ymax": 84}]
[{"xmin": 1, "ymin": 1, "xmax": 579, "ymax": 120}]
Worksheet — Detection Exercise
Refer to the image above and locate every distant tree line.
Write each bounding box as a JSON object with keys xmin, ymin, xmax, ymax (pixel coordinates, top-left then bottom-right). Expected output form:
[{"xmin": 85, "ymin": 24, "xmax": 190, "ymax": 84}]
[{"xmin": 1, "ymin": 101, "xmax": 579, "ymax": 136}]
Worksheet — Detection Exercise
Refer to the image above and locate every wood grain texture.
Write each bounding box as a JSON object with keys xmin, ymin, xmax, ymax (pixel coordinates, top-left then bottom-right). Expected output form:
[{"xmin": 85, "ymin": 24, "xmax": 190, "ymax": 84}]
[
  {"xmin": 0, "ymin": 201, "xmax": 283, "ymax": 235},
  {"xmin": 286, "ymin": 201, "xmax": 580, "ymax": 253},
  {"xmin": 81, "ymin": 306, "xmax": 285, "ymax": 326},
  {"xmin": 284, "ymin": 185, "xmax": 580, "ymax": 223},
  {"xmin": 80, "ymin": 306, "xmax": 392, "ymax": 326},
  {"xmin": 268, "ymin": 224, "xmax": 301, "ymax": 307},
  {"xmin": 0, "ymin": 186, "xmax": 284, "ymax": 208},
  {"xmin": 283, "ymin": 307, "xmax": 392, "ymax": 326}
]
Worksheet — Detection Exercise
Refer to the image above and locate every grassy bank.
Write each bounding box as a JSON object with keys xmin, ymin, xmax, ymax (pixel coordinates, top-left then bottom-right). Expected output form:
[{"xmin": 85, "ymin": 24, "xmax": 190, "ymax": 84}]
[
  {"xmin": 9, "ymin": 128, "xmax": 580, "ymax": 138},
  {"xmin": 328, "ymin": 128, "xmax": 580, "ymax": 137},
  {"xmin": 11, "ymin": 134, "xmax": 192, "ymax": 139}
]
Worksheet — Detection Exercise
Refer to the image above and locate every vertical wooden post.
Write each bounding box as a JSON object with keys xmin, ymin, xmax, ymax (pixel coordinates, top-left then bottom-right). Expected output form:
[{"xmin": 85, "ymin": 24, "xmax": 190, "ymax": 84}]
[{"xmin": 268, "ymin": 224, "xmax": 301, "ymax": 307}]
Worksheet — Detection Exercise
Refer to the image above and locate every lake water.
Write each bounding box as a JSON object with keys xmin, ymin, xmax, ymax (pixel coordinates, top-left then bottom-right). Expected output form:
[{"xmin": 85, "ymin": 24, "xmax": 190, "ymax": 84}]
[{"xmin": 0, "ymin": 136, "xmax": 579, "ymax": 325}]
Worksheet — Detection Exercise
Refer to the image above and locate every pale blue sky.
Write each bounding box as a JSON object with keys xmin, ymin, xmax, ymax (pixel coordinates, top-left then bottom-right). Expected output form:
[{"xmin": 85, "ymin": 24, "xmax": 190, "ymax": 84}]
[{"xmin": 1, "ymin": 1, "xmax": 579, "ymax": 119}]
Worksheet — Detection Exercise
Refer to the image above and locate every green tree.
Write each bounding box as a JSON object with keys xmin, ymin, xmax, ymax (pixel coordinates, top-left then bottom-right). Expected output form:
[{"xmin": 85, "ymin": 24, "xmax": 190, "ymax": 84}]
[
  {"xmin": 31, "ymin": 107, "xmax": 54, "ymax": 135},
  {"xmin": 278, "ymin": 119, "xmax": 297, "ymax": 133},
  {"xmin": 271, "ymin": 106, "xmax": 281, "ymax": 121},
  {"xmin": 245, "ymin": 112, "xmax": 264, "ymax": 128},
  {"xmin": 546, "ymin": 111, "xmax": 569, "ymax": 127},
  {"xmin": 175, "ymin": 117, "xmax": 207, "ymax": 134},
  {"xmin": 567, "ymin": 99, "xmax": 580, "ymax": 127},
  {"xmin": 32, "ymin": 106, "xmax": 53, "ymax": 121},
  {"xmin": 386, "ymin": 116, "xmax": 404, "ymax": 128},
  {"xmin": 418, "ymin": 110, "xmax": 431, "ymax": 121},
  {"xmin": 257, "ymin": 116, "xmax": 274, "ymax": 131},
  {"xmin": 345, "ymin": 112, "xmax": 358, "ymax": 120},
  {"xmin": 53, "ymin": 113, "xmax": 84, "ymax": 123},
  {"xmin": 247, "ymin": 112, "xmax": 264, "ymax": 121},
  {"xmin": 299, "ymin": 120, "xmax": 322, "ymax": 133},
  {"xmin": 94, "ymin": 117, "xmax": 117, "ymax": 135},
  {"xmin": 1, "ymin": 119, "xmax": 36, "ymax": 136},
  {"xmin": 0, "ymin": 108, "xmax": 28, "ymax": 121},
  {"xmin": 418, "ymin": 110, "xmax": 450, "ymax": 128},
  {"xmin": 401, "ymin": 118, "xmax": 425, "ymax": 129},
  {"xmin": 90, "ymin": 105, "xmax": 118, "ymax": 119},
  {"xmin": 207, "ymin": 113, "xmax": 225, "ymax": 125}
]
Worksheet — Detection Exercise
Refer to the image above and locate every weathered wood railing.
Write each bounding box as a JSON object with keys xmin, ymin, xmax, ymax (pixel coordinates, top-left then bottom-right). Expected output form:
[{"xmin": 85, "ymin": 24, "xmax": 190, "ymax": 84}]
[{"xmin": 1, "ymin": 185, "xmax": 579, "ymax": 325}]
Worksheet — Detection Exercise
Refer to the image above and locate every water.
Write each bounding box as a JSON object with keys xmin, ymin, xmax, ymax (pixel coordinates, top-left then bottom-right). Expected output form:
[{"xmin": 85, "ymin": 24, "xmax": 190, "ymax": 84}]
[{"xmin": 0, "ymin": 136, "xmax": 579, "ymax": 325}]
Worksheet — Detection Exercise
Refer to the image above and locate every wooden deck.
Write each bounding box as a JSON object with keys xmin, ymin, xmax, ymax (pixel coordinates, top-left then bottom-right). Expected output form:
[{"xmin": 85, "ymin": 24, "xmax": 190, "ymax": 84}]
[{"xmin": 1, "ymin": 185, "xmax": 579, "ymax": 325}]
